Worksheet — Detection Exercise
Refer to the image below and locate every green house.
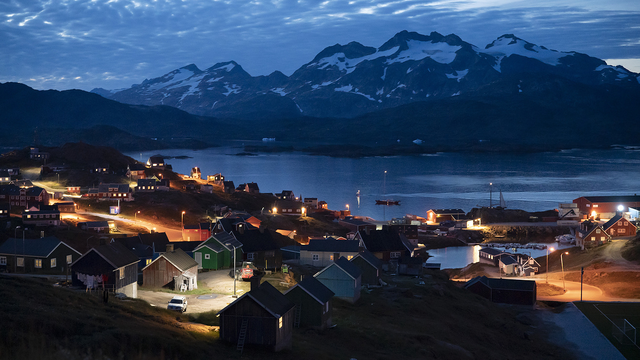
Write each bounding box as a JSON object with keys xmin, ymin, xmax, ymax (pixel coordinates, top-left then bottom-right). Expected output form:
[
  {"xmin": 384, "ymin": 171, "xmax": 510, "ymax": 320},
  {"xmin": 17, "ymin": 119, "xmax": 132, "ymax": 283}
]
[{"xmin": 193, "ymin": 232, "xmax": 243, "ymax": 270}]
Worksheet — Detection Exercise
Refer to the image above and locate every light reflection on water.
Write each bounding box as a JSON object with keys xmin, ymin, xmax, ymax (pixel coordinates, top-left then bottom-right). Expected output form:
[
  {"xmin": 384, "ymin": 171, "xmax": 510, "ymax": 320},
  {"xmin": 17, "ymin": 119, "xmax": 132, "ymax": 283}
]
[
  {"xmin": 128, "ymin": 148, "xmax": 640, "ymax": 221},
  {"xmin": 426, "ymin": 244, "xmax": 574, "ymax": 269}
]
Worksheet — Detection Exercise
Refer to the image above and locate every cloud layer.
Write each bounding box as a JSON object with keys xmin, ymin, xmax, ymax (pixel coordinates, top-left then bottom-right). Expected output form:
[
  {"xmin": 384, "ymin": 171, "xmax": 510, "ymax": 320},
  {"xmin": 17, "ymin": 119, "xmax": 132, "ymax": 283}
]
[{"xmin": 1, "ymin": 0, "xmax": 639, "ymax": 90}]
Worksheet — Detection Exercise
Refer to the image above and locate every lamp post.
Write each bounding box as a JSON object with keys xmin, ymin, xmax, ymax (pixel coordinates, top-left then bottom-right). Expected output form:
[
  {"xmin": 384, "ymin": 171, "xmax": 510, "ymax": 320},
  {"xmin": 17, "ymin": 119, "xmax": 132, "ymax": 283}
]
[
  {"xmin": 135, "ymin": 210, "xmax": 140, "ymax": 222},
  {"xmin": 346, "ymin": 204, "xmax": 349, "ymax": 211},
  {"xmin": 561, "ymin": 251, "xmax": 569, "ymax": 291},
  {"xmin": 546, "ymin": 246, "xmax": 555, "ymax": 283},
  {"xmin": 489, "ymin": 182, "xmax": 493, "ymax": 208},
  {"xmin": 14, "ymin": 226, "xmax": 20, "ymax": 273},
  {"xmin": 226, "ymin": 243, "xmax": 237, "ymax": 298},
  {"xmin": 181, "ymin": 211, "xmax": 186, "ymax": 239}
]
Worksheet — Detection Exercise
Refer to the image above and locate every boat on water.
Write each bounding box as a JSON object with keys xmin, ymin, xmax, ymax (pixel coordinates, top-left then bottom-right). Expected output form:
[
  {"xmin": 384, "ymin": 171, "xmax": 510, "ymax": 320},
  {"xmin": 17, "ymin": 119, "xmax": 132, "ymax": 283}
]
[{"xmin": 375, "ymin": 199, "xmax": 400, "ymax": 206}]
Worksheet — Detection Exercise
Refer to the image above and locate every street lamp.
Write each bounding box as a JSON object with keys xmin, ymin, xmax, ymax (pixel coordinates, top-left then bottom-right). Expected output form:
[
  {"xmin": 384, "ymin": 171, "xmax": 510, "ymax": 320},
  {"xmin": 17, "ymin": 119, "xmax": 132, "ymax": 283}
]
[
  {"xmin": 346, "ymin": 204, "xmax": 349, "ymax": 211},
  {"xmin": 135, "ymin": 210, "xmax": 140, "ymax": 222},
  {"xmin": 489, "ymin": 182, "xmax": 493, "ymax": 208},
  {"xmin": 561, "ymin": 251, "xmax": 569, "ymax": 291},
  {"xmin": 546, "ymin": 246, "xmax": 555, "ymax": 283},
  {"xmin": 226, "ymin": 243, "xmax": 237, "ymax": 298},
  {"xmin": 181, "ymin": 211, "xmax": 186, "ymax": 239}
]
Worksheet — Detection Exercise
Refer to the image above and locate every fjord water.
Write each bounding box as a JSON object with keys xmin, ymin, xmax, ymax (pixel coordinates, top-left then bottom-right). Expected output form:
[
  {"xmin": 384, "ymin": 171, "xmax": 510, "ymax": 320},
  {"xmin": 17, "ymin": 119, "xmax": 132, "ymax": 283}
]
[{"xmin": 129, "ymin": 147, "xmax": 640, "ymax": 221}]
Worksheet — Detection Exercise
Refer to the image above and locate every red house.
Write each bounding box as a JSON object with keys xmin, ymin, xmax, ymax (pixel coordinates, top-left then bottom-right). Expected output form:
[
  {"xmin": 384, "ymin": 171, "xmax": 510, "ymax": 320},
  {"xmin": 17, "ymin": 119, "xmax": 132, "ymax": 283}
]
[
  {"xmin": 602, "ymin": 214, "xmax": 637, "ymax": 237},
  {"xmin": 576, "ymin": 221, "xmax": 611, "ymax": 250},
  {"xmin": 573, "ymin": 195, "xmax": 640, "ymax": 219},
  {"xmin": 0, "ymin": 185, "xmax": 49, "ymax": 208},
  {"xmin": 182, "ymin": 223, "xmax": 211, "ymax": 241},
  {"xmin": 426, "ymin": 209, "xmax": 466, "ymax": 224}
]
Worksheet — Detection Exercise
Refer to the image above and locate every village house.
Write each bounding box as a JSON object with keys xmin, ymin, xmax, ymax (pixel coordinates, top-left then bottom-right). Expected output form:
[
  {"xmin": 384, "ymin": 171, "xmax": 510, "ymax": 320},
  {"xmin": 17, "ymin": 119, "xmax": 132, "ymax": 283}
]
[
  {"xmin": 0, "ymin": 167, "xmax": 20, "ymax": 177},
  {"xmin": 190, "ymin": 167, "xmax": 201, "ymax": 179},
  {"xmin": 0, "ymin": 203, "xmax": 9, "ymax": 218},
  {"xmin": 182, "ymin": 222, "xmax": 212, "ymax": 242},
  {"xmin": 338, "ymin": 217, "xmax": 376, "ymax": 233},
  {"xmin": 193, "ymin": 232, "xmax": 243, "ymax": 270},
  {"xmin": 156, "ymin": 179, "xmax": 170, "ymax": 191},
  {"xmin": 232, "ymin": 228, "xmax": 290, "ymax": 270},
  {"xmin": 303, "ymin": 197, "xmax": 318, "ymax": 209},
  {"xmin": 350, "ymin": 251, "xmax": 382, "ymax": 287},
  {"xmin": 277, "ymin": 190, "xmax": 296, "ymax": 201},
  {"xmin": 127, "ymin": 163, "xmax": 147, "ymax": 180},
  {"xmin": 576, "ymin": 220, "xmax": 611, "ymax": 250},
  {"xmin": 284, "ymin": 276, "xmax": 335, "ymax": 329},
  {"xmin": 146, "ymin": 155, "xmax": 166, "ymax": 170},
  {"xmin": 12, "ymin": 179, "xmax": 34, "ymax": 188},
  {"xmin": 314, "ymin": 257, "xmax": 362, "ymax": 304},
  {"xmin": 207, "ymin": 173, "xmax": 225, "ymax": 184},
  {"xmin": 136, "ymin": 179, "xmax": 156, "ymax": 192},
  {"xmin": 22, "ymin": 208, "xmax": 60, "ymax": 226},
  {"xmin": 354, "ymin": 229, "xmax": 412, "ymax": 263},
  {"xmin": 217, "ymin": 281, "xmax": 295, "ymax": 352},
  {"xmin": 71, "ymin": 241, "xmax": 140, "ymax": 298},
  {"xmin": 0, "ymin": 171, "xmax": 10, "ymax": 184},
  {"xmin": 398, "ymin": 256, "xmax": 424, "ymax": 276},
  {"xmin": 29, "ymin": 147, "xmax": 49, "ymax": 161},
  {"xmin": 299, "ymin": 238, "xmax": 360, "ymax": 267},
  {"xmin": 223, "ymin": 180, "xmax": 235, "ymax": 194},
  {"xmin": 236, "ymin": 182, "xmax": 260, "ymax": 194},
  {"xmin": 465, "ymin": 276, "xmax": 537, "ymax": 306},
  {"xmin": 83, "ymin": 183, "xmax": 132, "ymax": 201},
  {"xmin": 426, "ymin": 209, "xmax": 466, "ymax": 225},
  {"xmin": 0, "ymin": 184, "xmax": 50, "ymax": 208},
  {"xmin": 92, "ymin": 164, "xmax": 109, "ymax": 173},
  {"xmin": 478, "ymin": 248, "xmax": 506, "ymax": 266},
  {"xmin": 56, "ymin": 201, "xmax": 76, "ymax": 213},
  {"xmin": 77, "ymin": 221, "xmax": 110, "ymax": 233},
  {"xmin": 274, "ymin": 200, "xmax": 305, "ymax": 216},
  {"xmin": 0, "ymin": 236, "xmax": 81, "ymax": 274},
  {"xmin": 221, "ymin": 212, "xmax": 262, "ymax": 229},
  {"xmin": 602, "ymin": 214, "xmax": 637, "ymax": 237},
  {"xmin": 67, "ymin": 186, "xmax": 81, "ymax": 194},
  {"xmin": 573, "ymin": 195, "xmax": 640, "ymax": 219},
  {"xmin": 142, "ymin": 244, "xmax": 198, "ymax": 291}
]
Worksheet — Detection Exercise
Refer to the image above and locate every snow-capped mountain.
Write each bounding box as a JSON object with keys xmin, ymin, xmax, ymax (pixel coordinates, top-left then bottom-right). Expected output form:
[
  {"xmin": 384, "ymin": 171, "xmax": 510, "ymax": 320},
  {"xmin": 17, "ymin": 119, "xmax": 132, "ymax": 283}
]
[{"xmin": 97, "ymin": 31, "xmax": 640, "ymax": 119}]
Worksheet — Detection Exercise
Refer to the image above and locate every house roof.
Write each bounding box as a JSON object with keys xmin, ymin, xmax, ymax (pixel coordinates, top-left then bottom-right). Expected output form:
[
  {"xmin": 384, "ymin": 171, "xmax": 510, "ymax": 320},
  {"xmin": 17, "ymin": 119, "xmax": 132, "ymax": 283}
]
[
  {"xmin": 316, "ymin": 256, "xmax": 361, "ymax": 280},
  {"xmin": 143, "ymin": 248, "xmax": 198, "ymax": 272},
  {"xmin": 138, "ymin": 233, "xmax": 170, "ymax": 249},
  {"xmin": 479, "ymin": 247, "xmax": 504, "ymax": 256},
  {"xmin": 602, "ymin": 214, "xmax": 625, "ymax": 231},
  {"xmin": 169, "ymin": 241, "xmax": 204, "ymax": 253},
  {"xmin": 128, "ymin": 163, "xmax": 147, "ymax": 171},
  {"xmin": 112, "ymin": 236, "xmax": 153, "ymax": 258},
  {"xmin": 218, "ymin": 281, "xmax": 294, "ymax": 318},
  {"xmin": 233, "ymin": 229, "xmax": 290, "ymax": 253},
  {"xmin": 357, "ymin": 230, "xmax": 410, "ymax": 253},
  {"xmin": 465, "ymin": 276, "xmax": 536, "ymax": 291},
  {"xmin": 301, "ymin": 238, "xmax": 359, "ymax": 253},
  {"xmin": 137, "ymin": 179, "xmax": 156, "ymax": 185},
  {"xmin": 499, "ymin": 255, "xmax": 519, "ymax": 266},
  {"xmin": 197, "ymin": 232, "xmax": 243, "ymax": 253},
  {"xmin": 78, "ymin": 241, "xmax": 140, "ymax": 269},
  {"xmin": 285, "ymin": 276, "xmax": 334, "ymax": 304},
  {"xmin": 579, "ymin": 195, "xmax": 640, "ymax": 203},
  {"xmin": 351, "ymin": 250, "xmax": 382, "ymax": 270},
  {"xmin": 97, "ymin": 183, "xmax": 130, "ymax": 193},
  {"xmin": 429, "ymin": 209, "xmax": 466, "ymax": 215},
  {"xmin": 0, "ymin": 237, "xmax": 81, "ymax": 257}
]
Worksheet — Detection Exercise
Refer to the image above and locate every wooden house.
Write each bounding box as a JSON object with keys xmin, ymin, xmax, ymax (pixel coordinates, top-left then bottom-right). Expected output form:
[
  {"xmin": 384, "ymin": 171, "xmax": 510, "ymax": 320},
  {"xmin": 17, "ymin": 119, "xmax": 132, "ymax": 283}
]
[
  {"xmin": 274, "ymin": 200, "xmax": 304, "ymax": 216},
  {"xmin": 303, "ymin": 197, "xmax": 318, "ymax": 209},
  {"xmin": 0, "ymin": 184, "xmax": 49, "ymax": 208},
  {"xmin": 576, "ymin": 220, "xmax": 610, "ymax": 250},
  {"xmin": 277, "ymin": 190, "xmax": 296, "ymax": 201},
  {"xmin": 603, "ymin": 214, "xmax": 637, "ymax": 237},
  {"xmin": 223, "ymin": 181, "xmax": 235, "ymax": 194},
  {"xmin": 478, "ymin": 247, "xmax": 505, "ymax": 266},
  {"xmin": 0, "ymin": 237, "xmax": 81, "ymax": 274},
  {"xmin": 67, "ymin": 186, "xmax": 82, "ymax": 194},
  {"xmin": 0, "ymin": 171, "xmax": 10, "ymax": 184},
  {"xmin": 573, "ymin": 195, "xmax": 640, "ymax": 219},
  {"xmin": 193, "ymin": 232, "xmax": 243, "ymax": 270},
  {"xmin": 142, "ymin": 245, "xmax": 198, "ymax": 291},
  {"xmin": 354, "ymin": 229, "xmax": 412, "ymax": 262},
  {"xmin": 77, "ymin": 221, "xmax": 110, "ymax": 233},
  {"xmin": 136, "ymin": 179, "xmax": 156, "ymax": 192},
  {"xmin": 233, "ymin": 228, "xmax": 293, "ymax": 270},
  {"xmin": 127, "ymin": 163, "xmax": 147, "ymax": 180},
  {"xmin": 426, "ymin": 209, "xmax": 466, "ymax": 224},
  {"xmin": 284, "ymin": 276, "xmax": 334, "ymax": 329},
  {"xmin": 56, "ymin": 201, "xmax": 76, "ymax": 213},
  {"xmin": 22, "ymin": 208, "xmax": 60, "ymax": 226},
  {"xmin": 71, "ymin": 242, "xmax": 140, "ymax": 298},
  {"xmin": 217, "ymin": 281, "xmax": 295, "ymax": 352},
  {"xmin": 299, "ymin": 238, "xmax": 359, "ymax": 267},
  {"xmin": 350, "ymin": 251, "xmax": 382, "ymax": 286},
  {"xmin": 146, "ymin": 155, "xmax": 166, "ymax": 169},
  {"xmin": 314, "ymin": 257, "xmax": 362, "ymax": 303},
  {"xmin": 465, "ymin": 276, "xmax": 537, "ymax": 306},
  {"xmin": 183, "ymin": 222, "xmax": 211, "ymax": 241}
]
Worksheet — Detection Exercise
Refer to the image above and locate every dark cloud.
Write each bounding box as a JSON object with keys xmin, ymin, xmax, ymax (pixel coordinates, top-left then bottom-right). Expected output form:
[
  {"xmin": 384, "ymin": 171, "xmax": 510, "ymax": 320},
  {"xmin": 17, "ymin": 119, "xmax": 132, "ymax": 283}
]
[{"xmin": 1, "ymin": 0, "xmax": 638, "ymax": 90}]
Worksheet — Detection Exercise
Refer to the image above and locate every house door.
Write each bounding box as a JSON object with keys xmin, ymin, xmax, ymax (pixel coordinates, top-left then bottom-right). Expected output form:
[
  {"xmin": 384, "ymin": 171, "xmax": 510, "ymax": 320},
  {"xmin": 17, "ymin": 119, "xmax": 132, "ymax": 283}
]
[
  {"xmin": 333, "ymin": 253, "xmax": 340, "ymax": 262},
  {"xmin": 195, "ymin": 252, "xmax": 203, "ymax": 269}
]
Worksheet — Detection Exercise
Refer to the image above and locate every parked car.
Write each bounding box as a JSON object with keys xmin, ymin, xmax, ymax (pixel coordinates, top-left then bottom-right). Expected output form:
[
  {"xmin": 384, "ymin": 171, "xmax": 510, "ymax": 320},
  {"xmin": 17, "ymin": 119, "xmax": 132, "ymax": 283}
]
[{"xmin": 167, "ymin": 295, "xmax": 187, "ymax": 312}]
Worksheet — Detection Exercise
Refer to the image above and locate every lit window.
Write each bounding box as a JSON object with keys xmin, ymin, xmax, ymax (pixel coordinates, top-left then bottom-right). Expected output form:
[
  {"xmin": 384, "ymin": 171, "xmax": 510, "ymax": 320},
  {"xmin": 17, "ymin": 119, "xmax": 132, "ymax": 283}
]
[
  {"xmin": 51, "ymin": 258, "xmax": 56, "ymax": 268},
  {"xmin": 596, "ymin": 229, "xmax": 601, "ymax": 233},
  {"xmin": 279, "ymin": 317, "xmax": 283, "ymax": 329},
  {"xmin": 66, "ymin": 255, "xmax": 73, "ymax": 264},
  {"xmin": 17, "ymin": 258, "xmax": 24, "ymax": 267},
  {"xmin": 119, "ymin": 268, "xmax": 125, "ymax": 280},
  {"xmin": 347, "ymin": 255, "xmax": 353, "ymax": 260},
  {"xmin": 146, "ymin": 259, "xmax": 152, "ymax": 265},
  {"xmin": 620, "ymin": 229, "xmax": 626, "ymax": 234},
  {"xmin": 34, "ymin": 259, "xmax": 42, "ymax": 268},
  {"xmin": 591, "ymin": 236, "xmax": 595, "ymax": 241},
  {"xmin": 593, "ymin": 204, "xmax": 598, "ymax": 208}
]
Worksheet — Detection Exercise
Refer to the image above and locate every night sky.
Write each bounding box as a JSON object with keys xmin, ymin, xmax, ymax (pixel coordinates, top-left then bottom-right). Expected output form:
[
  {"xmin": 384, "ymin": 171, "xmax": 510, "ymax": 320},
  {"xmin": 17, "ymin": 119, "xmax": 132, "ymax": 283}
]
[{"xmin": 2, "ymin": 0, "xmax": 639, "ymax": 91}]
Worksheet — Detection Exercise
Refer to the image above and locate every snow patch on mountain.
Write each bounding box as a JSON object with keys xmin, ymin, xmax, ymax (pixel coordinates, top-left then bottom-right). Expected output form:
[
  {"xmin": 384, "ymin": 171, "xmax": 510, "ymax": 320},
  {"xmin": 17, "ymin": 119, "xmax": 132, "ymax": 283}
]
[
  {"xmin": 145, "ymin": 68, "xmax": 196, "ymax": 92},
  {"xmin": 482, "ymin": 36, "xmax": 572, "ymax": 67},
  {"xmin": 223, "ymin": 84, "xmax": 241, "ymax": 96},
  {"xmin": 312, "ymin": 46, "xmax": 399, "ymax": 74},
  {"xmin": 207, "ymin": 77, "xmax": 224, "ymax": 83},
  {"xmin": 271, "ymin": 88, "xmax": 288, "ymax": 96},
  {"xmin": 334, "ymin": 84, "xmax": 377, "ymax": 101},
  {"xmin": 387, "ymin": 40, "xmax": 461, "ymax": 65},
  {"xmin": 211, "ymin": 63, "xmax": 236, "ymax": 72},
  {"xmin": 446, "ymin": 69, "xmax": 469, "ymax": 82}
]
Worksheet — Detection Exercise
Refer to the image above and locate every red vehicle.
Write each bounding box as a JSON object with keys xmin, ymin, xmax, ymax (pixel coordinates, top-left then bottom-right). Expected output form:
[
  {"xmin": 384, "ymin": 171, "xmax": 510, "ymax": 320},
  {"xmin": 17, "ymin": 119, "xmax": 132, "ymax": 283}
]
[{"xmin": 240, "ymin": 262, "xmax": 261, "ymax": 281}]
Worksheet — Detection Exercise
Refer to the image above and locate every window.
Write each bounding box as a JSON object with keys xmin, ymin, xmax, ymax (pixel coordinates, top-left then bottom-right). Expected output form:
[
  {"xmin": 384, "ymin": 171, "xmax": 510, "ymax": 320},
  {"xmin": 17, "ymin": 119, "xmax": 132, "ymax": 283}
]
[
  {"xmin": 0, "ymin": 256, "xmax": 6, "ymax": 265},
  {"xmin": 312, "ymin": 254, "xmax": 319, "ymax": 261},
  {"xmin": 591, "ymin": 236, "xmax": 595, "ymax": 241},
  {"xmin": 17, "ymin": 258, "xmax": 24, "ymax": 267},
  {"xmin": 205, "ymin": 254, "xmax": 211, "ymax": 260},
  {"xmin": 51, "ymin": 258, "xmax": 57, "ymax": 268},
  {"xmin": 586, "ymin": 204, "xmax": 591, "ymax": 207},
  {"xmin": 34, "ymin": 259, "xmax": 42, "ymax": 268},
  {"xmin": 601, "ymin": 237, "xmax": 606, "ymax": 241},
  {"xmin": 278, "ymin": 317, "xmax": 283, "ymax": 329},
  {"xmin": 593, "ymin": 204, "xmax": 598, "ymax": 208},
  {"xmin": 347, "ymin": 255, "xmax": 353, "ymax": 260},
  {"xmin": 619, "ymin": 228, "xmax": 626, "ymax": 234},
  {"xmin": 596, "ymin": 229, "xmax": 601, "ymax": 233},
  {"xmin": 624, "ymin": 222, "xmax": 629, "ymax": 226},
  {"xmin": 247, "ymin": 253, "xmax": 254, "ymax": 261},
  {"xmin": 119, "ymin": 267, "xmax": 125, "ymax": 280},
  {"xmin": 390, "ymin": 252, "xmax": 401, "ymax": 259}
]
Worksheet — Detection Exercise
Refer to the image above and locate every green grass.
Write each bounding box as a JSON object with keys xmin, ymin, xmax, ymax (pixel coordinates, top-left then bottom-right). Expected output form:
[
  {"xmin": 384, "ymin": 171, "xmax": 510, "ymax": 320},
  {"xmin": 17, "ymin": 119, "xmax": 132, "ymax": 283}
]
[
  {"xmin": 141, "ymin": 281, "xmax": 213, "ymax": 296},
  {"xmin": 575, "ymin": 302, "xmax": 640, "ymax": 360}
]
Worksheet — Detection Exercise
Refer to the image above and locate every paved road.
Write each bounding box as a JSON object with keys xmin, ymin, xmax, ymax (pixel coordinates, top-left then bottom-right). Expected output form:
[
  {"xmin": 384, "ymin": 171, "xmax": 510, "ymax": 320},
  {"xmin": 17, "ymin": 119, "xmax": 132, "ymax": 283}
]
[{"xmin": 77, "ymin": 210, "xmax": 183, "ymax": 241}]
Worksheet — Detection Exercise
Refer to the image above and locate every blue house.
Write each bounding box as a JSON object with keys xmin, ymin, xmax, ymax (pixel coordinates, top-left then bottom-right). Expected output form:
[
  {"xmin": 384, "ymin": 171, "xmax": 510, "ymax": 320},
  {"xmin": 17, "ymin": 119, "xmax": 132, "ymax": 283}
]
[{"xmin": 314, "ymin": 257, "xmax": 362, "ymax": 303}]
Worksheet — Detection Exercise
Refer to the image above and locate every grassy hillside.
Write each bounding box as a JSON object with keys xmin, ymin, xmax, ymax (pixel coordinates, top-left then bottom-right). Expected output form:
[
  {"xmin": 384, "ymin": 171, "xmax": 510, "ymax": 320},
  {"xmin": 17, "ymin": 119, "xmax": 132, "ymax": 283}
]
[{"xmin": 0, "ymin": 273, "xmax": 578, "ymax": 360}]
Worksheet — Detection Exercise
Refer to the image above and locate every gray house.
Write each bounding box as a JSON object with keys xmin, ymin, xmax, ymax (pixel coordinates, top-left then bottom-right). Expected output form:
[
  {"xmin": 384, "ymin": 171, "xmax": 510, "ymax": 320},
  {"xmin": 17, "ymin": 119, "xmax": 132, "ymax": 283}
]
[
  {"xmin": 300, "ymin": 238, "xmax": 359, "ymax": 267},
  {"xmin": 314, "ymin": 257, "xmax": 362, "ymax": 303}
]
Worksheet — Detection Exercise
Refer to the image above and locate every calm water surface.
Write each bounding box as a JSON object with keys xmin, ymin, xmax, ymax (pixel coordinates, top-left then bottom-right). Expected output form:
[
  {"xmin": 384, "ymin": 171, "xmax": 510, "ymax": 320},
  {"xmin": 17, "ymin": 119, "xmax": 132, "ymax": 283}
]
[{"xmin": 127, "ymin": 147, "xmax": 640, "ymax": 222}]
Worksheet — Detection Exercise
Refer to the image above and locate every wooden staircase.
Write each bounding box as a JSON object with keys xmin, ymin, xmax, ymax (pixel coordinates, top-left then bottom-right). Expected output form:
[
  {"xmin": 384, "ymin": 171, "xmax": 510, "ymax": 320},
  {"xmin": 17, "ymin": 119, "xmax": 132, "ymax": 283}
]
[{"xmin": 237, "ymin": 319, "xmax": 249, "ymax": 353}]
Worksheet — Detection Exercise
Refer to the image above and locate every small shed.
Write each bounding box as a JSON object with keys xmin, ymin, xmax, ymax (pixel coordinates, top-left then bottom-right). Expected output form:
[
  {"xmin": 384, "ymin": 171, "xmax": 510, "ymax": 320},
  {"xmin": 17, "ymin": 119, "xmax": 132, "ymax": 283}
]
[
  {"xmin": 398, "ymin": 256, "xmax": 423, "ymax": 276},
  {"xmin": 284, "ymin": 276, "xmax": 334, "ymax": 329},
  {"xmin": 71, "ymin": 242, "xmax": 140, "ymax": 298},
  {"xmin": 314, "ymin": 257, "xmax": 362, "ymax": 303},
  {"xmin": 349, "ymin": 251, "xmax": 382, "ymax": 286},
  {"xmin": 217, "ymin": 281, "xmax": 295, "ymax": 352},
  {"xmin": 464, "ymin": 276, "xmax": 537, "ymax": 306},
  {"xmin": 142, "ymin": 245, "xmax": 198, "ymax": 291}
]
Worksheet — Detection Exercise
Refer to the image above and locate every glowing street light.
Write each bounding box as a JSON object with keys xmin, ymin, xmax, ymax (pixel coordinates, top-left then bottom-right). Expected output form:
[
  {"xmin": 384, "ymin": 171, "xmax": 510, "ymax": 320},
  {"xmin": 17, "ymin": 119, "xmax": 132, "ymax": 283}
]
[
  {"xmin": 272, "ymin": 207, "xmax": 277, "ymax": 214},
  {"xmin": 546, "ymin": 247, "xmax": 555, "ymax": 283},
  {"xmin": 135, "ymin": 210, "xmax": 140, "ymax": 222},
  {"xmin": 346, "ymin": 204, "xmax": 349, "ymax": 211},
  {"xmin": 561, "ymin": 251, "xmax": 569, "ymax": 291},
  {"xmin": 181, "ymin": 211, "xmax": 186, "ymax": 239}
]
